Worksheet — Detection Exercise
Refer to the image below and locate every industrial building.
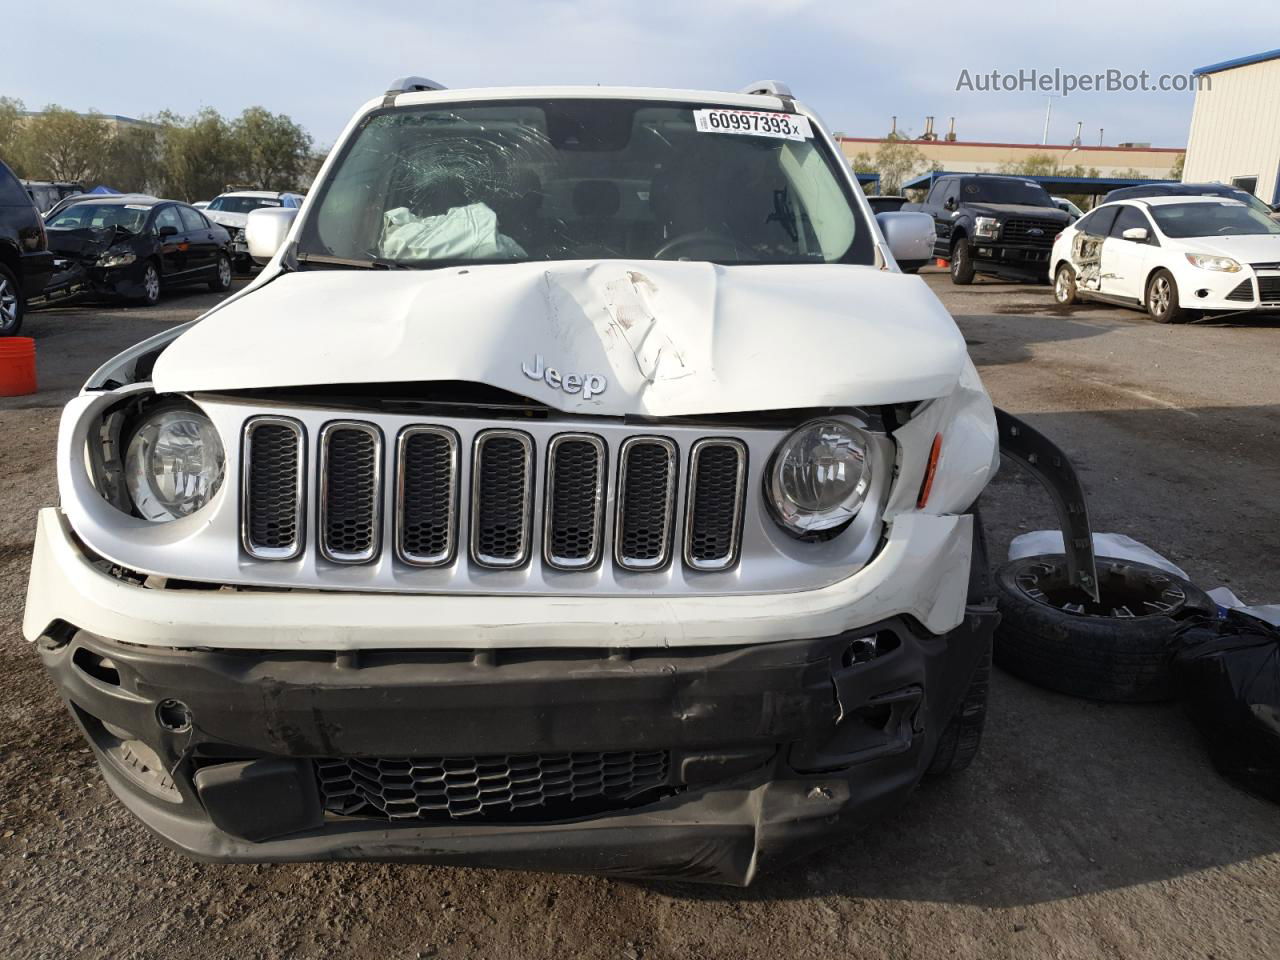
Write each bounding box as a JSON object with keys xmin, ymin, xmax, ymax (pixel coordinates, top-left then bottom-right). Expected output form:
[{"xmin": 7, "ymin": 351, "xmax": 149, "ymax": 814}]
[
  {"xmin": 838, "ymin": 135, "xmax": 1183, "ymax": 181},
  {"xmin": 1183, "ymin": 48, "xmax": 1280, "ymax": 204}
]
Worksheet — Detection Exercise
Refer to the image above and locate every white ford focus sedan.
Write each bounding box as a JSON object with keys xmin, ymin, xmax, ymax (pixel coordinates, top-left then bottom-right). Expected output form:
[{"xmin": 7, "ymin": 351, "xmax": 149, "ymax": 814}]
[{"xmin": 1050, "ymin": 195, "xmax": 1280, "ymax": 323}]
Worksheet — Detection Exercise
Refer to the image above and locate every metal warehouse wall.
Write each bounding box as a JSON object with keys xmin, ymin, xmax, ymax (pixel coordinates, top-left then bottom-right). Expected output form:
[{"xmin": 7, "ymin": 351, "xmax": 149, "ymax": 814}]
[{"xmin": 1183, "ymin": 57, "xmax": 1280, "ymax": 203}]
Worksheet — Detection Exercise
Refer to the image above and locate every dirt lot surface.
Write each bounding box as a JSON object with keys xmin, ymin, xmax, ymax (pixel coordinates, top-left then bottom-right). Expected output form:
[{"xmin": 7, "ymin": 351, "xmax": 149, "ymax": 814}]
[{"xmin": 2, "ymin": 272, "xmax": 1277, "ymax": 959}]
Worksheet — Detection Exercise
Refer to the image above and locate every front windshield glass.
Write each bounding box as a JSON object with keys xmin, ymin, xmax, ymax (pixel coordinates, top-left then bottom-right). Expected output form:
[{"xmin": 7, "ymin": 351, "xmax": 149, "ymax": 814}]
[
  {"xmin": 1150, "ymin": 201, "xmax": 1280, "ymax": 238},
  {"xmin": 298, "ymin": 99, "xmax": 872, "ymax": 267},
  {"xmin": 962, "ymin": 178, "xmax": 1055, "ymax": 207},
  {"xmin": 208, "ymin": 196, "xmax": 281, "ymax": 213},
  {"xmin": 46, "ymin": 203, "xmax": 149, "ymax": 233}
]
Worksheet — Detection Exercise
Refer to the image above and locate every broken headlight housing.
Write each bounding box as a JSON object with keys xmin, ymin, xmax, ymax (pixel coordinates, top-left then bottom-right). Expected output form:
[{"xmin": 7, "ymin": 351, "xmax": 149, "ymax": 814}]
[
  {"xmin": 95, "ymin": 245, "xmax": 137, "ymax": 268},
  {"xmin": 766, "ymin": 418, "xmax": 873, "ymax": 538},
  {"xmin": 122, "ymin": 404, "xmax": 226, "ymax": 522}
]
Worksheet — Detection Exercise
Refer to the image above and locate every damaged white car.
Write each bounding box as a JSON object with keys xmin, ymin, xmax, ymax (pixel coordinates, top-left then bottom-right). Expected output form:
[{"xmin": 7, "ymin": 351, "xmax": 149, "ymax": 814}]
[
  {"xmin": 26, "ymin": 79, "xmax": 1063, "ymax": 885},
  {"xmin": 1051, "ymin": 195, "xmax": 1280, "ymax": 323}
]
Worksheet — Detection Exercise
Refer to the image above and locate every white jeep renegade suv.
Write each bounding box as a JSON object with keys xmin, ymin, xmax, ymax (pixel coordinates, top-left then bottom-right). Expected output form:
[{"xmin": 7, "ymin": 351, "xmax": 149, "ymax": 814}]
[{"xmin": 25, "ymin": 78, "xmax": 1007, "ymax": 885}]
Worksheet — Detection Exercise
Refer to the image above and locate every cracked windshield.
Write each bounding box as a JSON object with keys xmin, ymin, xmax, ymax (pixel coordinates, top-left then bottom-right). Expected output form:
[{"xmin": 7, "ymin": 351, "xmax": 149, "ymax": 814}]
[{"xmin": 300, "ymin": 99, "xmax": 870, "ymax": 267}]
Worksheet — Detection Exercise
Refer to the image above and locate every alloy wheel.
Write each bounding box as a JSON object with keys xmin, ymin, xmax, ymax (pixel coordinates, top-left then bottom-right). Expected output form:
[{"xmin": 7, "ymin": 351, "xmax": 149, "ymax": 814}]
[
  {"xmin": 144, "ymin": 265, "xmax": 160, "ymax": 303},
  {"xmin": 1150, "ymin": 276, "xmax": 1171, "ymax": 316},
  {"xmin": 0, "ymin": 274, "xmax": 17, "ymax": 333}
]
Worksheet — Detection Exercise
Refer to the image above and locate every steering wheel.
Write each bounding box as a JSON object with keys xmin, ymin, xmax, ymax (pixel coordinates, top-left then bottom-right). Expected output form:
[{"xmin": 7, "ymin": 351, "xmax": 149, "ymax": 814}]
[{"xmin": 653, "ymin": 230, "xmax": 745, "ymax": 261}]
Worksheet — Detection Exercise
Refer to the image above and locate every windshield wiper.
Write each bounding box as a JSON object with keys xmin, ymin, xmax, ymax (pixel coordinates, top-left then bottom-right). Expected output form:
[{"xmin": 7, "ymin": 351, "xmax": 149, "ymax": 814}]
[{"xmin": 296, "ymin": 253, "xmax": 415, "ymax": 270}]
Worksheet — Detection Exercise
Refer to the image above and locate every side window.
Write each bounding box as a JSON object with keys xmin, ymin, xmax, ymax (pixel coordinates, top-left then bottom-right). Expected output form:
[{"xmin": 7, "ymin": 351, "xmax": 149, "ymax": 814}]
[
  {"xmin": 925, "ymin": 180, "xmax": 947, "ymax": 206},
  {"xmin": 1110, "ymin": 206, "xmax": 1152, "ymax": 241},
  {"xmin": 1082, "ymin": 206, "xmax": 1120, "ymax": 237},
  {"xmin": 0, "ymin": 163, "xmax": 30, "ymax": 206},
  {"xmin": 944, "ymin": 181, "xmax": 960, "ymax": 207},
  {"xmin": 153, "ymin": 205, "xmax": 184, "ymax": 233},
  {"xmin": 178, "ymin": 206, "xmax": 207, "ymax": 232}
]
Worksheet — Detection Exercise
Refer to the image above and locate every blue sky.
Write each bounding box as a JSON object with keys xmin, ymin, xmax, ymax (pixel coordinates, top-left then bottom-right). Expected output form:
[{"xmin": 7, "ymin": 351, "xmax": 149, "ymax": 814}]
[{"xmin": 2, "ymin": 0, "xmax": 1272, "ymax": 149}]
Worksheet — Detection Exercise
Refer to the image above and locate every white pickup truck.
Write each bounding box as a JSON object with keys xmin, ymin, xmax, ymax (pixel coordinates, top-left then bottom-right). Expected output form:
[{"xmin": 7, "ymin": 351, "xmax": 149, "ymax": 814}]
[{"xmin": 26, "ymin": 78, "xmax": 1026, "ymax": 885}]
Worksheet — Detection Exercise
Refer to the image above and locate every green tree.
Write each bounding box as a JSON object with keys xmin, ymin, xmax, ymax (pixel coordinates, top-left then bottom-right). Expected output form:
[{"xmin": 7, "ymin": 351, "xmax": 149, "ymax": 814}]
[
  {"xmin": 18, "ymin": 106, "xmax": 112, "ymax": 182},
  {"xmin": 233, "ymin": 107, "xmax": 313, "ymax": 191},
  {"xmin": 871, "ymin": 136, "xmax": 929, "ymax": 195},
  {"xmin": 155, "ymin": 108, "xmax": 243, "ymax": 201},
  {"xmin": 0, "ymin": 97, "xmax": 26, "ymax": 174},
  {"xmin": 1169, "ymin": 152, "xmax": 1185, "ymax": 180},
  {"xmin": 103, "ymin": 124, "xmax": 163, "ymax": 193}
]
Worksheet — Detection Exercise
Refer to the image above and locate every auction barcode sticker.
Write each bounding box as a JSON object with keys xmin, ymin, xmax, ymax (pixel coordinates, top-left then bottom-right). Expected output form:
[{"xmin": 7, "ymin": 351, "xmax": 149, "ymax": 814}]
[{"xmin": 693, "ymin": 108, "xmax": 813, "ymax": 141}]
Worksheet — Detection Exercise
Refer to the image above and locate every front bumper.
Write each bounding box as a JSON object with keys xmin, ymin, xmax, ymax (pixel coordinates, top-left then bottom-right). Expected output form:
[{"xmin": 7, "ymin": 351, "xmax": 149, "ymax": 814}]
[
  {"xmin": 36, "ymin": 608, "xmax": 996, "ymax": 884},
  {"xmin": 971, "ymin": 243, "xmax": 1052, "ymax": 278}
]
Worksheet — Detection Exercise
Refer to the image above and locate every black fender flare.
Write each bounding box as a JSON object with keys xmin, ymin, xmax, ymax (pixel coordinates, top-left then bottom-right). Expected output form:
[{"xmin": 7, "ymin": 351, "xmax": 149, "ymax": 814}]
[{"xmin": 994, "ymin": 407, "xmax": 1099, "ymax": 601}]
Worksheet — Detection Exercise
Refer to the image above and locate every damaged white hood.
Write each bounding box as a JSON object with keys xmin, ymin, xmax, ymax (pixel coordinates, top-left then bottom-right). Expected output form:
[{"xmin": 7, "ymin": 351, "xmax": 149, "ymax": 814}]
[{"xmin": 153, "ymin": 260, "xmax": 969, "ymax": 416}]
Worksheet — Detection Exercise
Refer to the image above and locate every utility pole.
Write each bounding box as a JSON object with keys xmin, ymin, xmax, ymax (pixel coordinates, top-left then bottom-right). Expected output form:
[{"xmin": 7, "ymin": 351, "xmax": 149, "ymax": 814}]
[{"xmin": 1042, "ymin": 96, "xmax": 1055, "ymax": 145}]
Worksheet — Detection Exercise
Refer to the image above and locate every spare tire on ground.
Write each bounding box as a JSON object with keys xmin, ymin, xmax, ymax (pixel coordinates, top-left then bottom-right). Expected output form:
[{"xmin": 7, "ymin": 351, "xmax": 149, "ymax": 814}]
[{"xmin": 994, "ymin": 554, "xmax": 1216, "ymax": 702}]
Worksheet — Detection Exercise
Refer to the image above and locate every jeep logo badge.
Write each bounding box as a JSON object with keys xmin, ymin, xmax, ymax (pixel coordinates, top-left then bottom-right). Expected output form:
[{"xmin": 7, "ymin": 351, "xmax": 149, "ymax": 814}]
[{"xmin": 521, "ymin": 354, "xmax": 607, "ymax": 400}]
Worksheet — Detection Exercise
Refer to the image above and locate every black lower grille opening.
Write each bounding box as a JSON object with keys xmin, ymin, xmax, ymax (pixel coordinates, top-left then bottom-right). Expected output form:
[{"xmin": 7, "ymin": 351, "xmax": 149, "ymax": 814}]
[
  {"xmin": 1226, "ymin": 278, "xmax": 1255, "ymax": 302},
  {"xmin": 1258, "ymin": 275, "xmax": 1280, "ymax": 303},
  {"xmin": 317, "ymin": 751, "xmax": 671, "ymax": 823}
]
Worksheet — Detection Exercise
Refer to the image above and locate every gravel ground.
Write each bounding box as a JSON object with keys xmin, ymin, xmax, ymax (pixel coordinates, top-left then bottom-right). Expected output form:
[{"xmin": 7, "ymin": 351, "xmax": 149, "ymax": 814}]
[{"xmin": 1, "ymin": 271, "xmax": 1277, "ymax": 959}]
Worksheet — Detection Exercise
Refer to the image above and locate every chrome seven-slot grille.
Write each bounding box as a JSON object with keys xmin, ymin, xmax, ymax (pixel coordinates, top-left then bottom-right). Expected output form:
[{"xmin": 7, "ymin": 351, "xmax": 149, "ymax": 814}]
[{"xmin": 240, "ymin": 418, "xmax": 747, "ymax": 573}]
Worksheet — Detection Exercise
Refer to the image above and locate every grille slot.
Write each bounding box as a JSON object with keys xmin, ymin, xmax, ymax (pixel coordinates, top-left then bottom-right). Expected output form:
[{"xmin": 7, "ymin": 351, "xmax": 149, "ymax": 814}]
[
  {"xmin": 544, "ymin": 434, "xmax": 607, "ymax": 570},
  {"xmin": 684, "ymin": 439, "xmax": 747, "ymax": 571},
  {"xmin": 396, "ymin": 427, "xmax": 459, "ymax": 567},
  {"xmin": 241, "ymin": 417, "xmax": 305, "ymax": 560},
  {"xmin": 471, "ymin": 430, "xmax": 535, "ymax": 568},
  {"xmin": 1226, "ymin": 278, "xmax": 1255, "ymax": 302},
  {"xmin": 319, "ymin": 422, "xmax": 382, "ymax": 564},
  {"xmin": 1002, "ymin": 218, "xmax": 1060, "ymax": 247},
  {"xmin": 615, "ymin": 437, "xmax": 678, "ymax": 570},
  {"xmin": 316, "ymin": 751, "xmax": 670, "ymax": 822},
  {"xmin": 1258, "ymin": 275, "xmax": 1280, "ymax": 303}
]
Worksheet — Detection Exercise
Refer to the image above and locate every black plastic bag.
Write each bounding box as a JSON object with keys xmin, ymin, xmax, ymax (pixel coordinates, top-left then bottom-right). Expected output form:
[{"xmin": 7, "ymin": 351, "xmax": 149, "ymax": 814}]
[{"xmin": 1172, "ymin": 610, "xmax": 1280, "ymax": 803}]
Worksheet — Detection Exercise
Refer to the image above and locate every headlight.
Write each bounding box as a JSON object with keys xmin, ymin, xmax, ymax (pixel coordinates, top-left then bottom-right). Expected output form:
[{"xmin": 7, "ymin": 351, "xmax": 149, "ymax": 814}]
[
  {"xmin": 96, "ymin": 246, "xmax": 137, "ymax": 268},
  {"xmin": 974, "ymin": 217, "xmax": 1000, "ymax": 239},
  {"xmin": 1185, "ymin": 252, "xmax": 1241, "ymax": 272},
  {"xmin": 767, "ymin": 419, "xmax": 873, "ymax": 537},
  {"xmin": 124, "ymin": 406, "xmax": 226, "ymax": 521}
]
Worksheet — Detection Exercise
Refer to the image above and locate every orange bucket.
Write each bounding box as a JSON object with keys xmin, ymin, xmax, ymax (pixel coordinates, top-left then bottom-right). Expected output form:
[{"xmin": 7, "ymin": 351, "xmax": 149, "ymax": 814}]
[{"xmin": 0, "ymin": 337, "xmax": 37, "ymax": 397}]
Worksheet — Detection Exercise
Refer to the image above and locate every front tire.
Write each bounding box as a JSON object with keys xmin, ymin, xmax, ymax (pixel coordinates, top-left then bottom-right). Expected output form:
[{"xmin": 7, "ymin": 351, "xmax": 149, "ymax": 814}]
[
  {"xmin": 210, "ymin": 253, "xmax": 232, "ymax": 292},
  {"xmin": 1145, "ymin": 269, "xmax": 1184, "ymax": 324},
  {"xmin": 950, "ymin": 238, "xmax": 975, "ymax": 285},
  {"xmin": 0, "ymin": 264, "xmax": 23, "ymax": 337},
  {"xmin": 1053, "ymin": 263, "xmax": 1078, "ymax": 305},
  {"xmin": 137, "ymin": 261, "xmax": 161, "ymax": 306},
  {"xmin": 994, "ymin": 555, "xmax": 1215, "ymax": 702}
]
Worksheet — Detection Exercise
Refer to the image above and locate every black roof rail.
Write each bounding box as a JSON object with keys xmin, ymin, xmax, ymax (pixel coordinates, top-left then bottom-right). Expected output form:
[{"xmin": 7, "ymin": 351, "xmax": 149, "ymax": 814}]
[
  {"xmin": 383, "ymin": 77, "xmax": 447, "ymax": 106},
  {"xmin": 739, "ymin": 80, "xmax": 794, "ymax": 99}
]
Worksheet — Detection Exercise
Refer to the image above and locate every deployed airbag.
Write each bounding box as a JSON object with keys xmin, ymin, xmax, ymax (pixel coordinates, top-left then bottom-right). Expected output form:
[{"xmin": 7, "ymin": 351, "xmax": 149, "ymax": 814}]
[{"xmin": 380, "ymin": 203, "xmax": 526, "ymax": 261}]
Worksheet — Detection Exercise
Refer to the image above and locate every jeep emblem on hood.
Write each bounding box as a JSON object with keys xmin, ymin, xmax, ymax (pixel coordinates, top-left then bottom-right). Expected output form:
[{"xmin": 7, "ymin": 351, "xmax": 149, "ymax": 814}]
[{"xmin": 521, "ymin": 354, "xmax": 608, "ymax": 400}]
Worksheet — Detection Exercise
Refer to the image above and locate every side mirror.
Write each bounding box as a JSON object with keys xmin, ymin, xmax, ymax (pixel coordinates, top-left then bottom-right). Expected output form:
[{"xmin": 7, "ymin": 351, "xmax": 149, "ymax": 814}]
[
  {"xmin": 877, "ymin": 211, "xmax": 936, "ymax": 270},
  {"xmin": 157, "ymin": 224, "xmax": 179, "ymax": 238},
  {"xmin": 246, "ymin": 207, "xmax": 299, "ymax": 264},
  {"xmin": 943, "ymin": 196, "xmax": 957, "ymax": 211},
  {"xmin": 1121, "ymin": 226, "xmax": 1149, "ymax": 242}
]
